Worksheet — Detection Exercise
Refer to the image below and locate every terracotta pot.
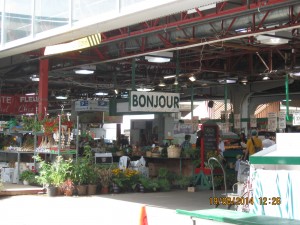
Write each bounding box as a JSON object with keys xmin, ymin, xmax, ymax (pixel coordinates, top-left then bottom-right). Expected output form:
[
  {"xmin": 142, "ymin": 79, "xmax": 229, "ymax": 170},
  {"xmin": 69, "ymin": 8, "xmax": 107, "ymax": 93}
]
[
  {"xmin": 87, "ymin": 184, "xmax": 97, "ymax": 195},
  {"xmin": 64, "ymin": 189, "xmax": 73, "ymax": 196},
  {"xmin": 76, "ymin": 185, "xmax": 88, "ymax": 196},
  {"xmin": 101, "ymin": 186, "xmax": 109, "ymax": 194}
]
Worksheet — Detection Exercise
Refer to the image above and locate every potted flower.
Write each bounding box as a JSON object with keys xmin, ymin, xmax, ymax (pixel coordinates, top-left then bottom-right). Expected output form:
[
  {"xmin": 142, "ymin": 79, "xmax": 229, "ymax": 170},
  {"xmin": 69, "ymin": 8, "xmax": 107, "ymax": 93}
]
[
  {"xmin": 60, "ymin": 179, "xmax": 75, "ymax": 196},
  {"xmin": 20, "ymin": 169, "xmax": 36, "ymax": 185}
]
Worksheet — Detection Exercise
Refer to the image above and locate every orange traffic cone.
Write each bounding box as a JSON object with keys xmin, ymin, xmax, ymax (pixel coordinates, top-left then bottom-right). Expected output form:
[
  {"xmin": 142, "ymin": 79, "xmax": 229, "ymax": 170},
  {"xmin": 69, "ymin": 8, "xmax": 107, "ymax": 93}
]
[{"xmin": 139, "ymin": 205, "xmax": 148, "ymax": 225}]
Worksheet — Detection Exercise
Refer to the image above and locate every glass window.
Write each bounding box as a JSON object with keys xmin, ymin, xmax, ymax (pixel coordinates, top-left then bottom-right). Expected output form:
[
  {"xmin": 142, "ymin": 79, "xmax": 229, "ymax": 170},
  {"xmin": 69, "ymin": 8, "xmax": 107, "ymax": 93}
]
[
  {"xmin": 5, "ymin": 0, "xmax": 32, "ymax": 43},
  {"xmin": 35, "ymin": 0, "xmax": 69, "ymax": 34},
  {"xmin": 72, "ymin": 0, "xmax": 118, "ymax": 23}
]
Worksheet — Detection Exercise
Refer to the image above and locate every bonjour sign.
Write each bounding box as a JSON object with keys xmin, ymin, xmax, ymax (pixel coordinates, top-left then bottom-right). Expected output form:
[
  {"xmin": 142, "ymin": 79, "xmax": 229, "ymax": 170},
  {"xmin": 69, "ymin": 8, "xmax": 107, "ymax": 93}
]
[{"xmin": 130, "ymin": 91, "xmax": 180, "ymax": 112}]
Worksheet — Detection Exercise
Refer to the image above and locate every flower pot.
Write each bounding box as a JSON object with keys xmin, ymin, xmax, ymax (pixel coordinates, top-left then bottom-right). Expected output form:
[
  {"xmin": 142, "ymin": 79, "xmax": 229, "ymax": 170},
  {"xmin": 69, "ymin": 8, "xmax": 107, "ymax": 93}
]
[
  {"xmin": 139, "ymin": 184, "xmax": 145, "ymax": 193},
  {"xmin": 112, "ymin": 184, "xmax": 120, "ymax": 193},
  {"xmin": 87, "ymin": 184, "xmax": 97, "ymax": 195},
  {"xmin": 47, "ymin": 186, "xmax": 57, "ymax": 197},
  {"xmin": 23, "ymin": 180, "xmax": 30, "ymax": 185},
  {"xmin": 76, "ymin": 185, "xmax": 87, "ymax": 196},
  {"xmin": 64, "ymin": 189, "xmax": 73, "ymax": 196},
  {"xmin": 101, "ymin": 186, "xmax": 109, "ymax": 194}
]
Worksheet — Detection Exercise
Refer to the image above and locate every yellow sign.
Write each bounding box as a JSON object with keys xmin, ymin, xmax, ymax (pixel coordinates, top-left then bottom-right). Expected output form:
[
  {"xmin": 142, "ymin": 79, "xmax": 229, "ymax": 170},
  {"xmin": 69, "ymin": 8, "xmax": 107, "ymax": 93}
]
[{"xmin": 44, "ymin": 33, "xmax": 101, "ymax": 56}]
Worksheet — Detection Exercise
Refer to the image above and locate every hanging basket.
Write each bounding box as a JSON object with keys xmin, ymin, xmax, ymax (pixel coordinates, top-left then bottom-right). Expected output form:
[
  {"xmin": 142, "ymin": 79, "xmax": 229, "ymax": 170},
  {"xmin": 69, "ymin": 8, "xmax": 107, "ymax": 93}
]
[{"xmin": 167, "ymin": 145, "xmax": 181, "ymax": 158}]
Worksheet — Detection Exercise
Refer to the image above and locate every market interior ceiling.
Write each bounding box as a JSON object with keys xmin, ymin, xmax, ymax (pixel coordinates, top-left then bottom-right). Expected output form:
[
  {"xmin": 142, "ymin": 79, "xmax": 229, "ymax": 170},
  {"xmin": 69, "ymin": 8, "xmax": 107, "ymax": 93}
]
[{"xmin": 1, "ymin": 0, "xmax": 300, "ymax": 113}]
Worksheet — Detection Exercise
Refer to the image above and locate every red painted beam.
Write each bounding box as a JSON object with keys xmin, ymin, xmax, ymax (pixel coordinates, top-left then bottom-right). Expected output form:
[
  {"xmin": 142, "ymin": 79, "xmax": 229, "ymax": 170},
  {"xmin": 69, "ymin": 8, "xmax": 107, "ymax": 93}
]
[{"xmin": 100, "ymin": 0, "xmax": 291, "ymax": 43}]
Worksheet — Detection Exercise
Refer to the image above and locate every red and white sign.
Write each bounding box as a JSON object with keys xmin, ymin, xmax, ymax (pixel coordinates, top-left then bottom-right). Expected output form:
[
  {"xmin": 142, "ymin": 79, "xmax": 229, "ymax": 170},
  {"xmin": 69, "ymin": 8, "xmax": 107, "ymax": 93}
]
[{"xmin": 0, "ymin": 95, "xmax": 38, "ymax": 115}]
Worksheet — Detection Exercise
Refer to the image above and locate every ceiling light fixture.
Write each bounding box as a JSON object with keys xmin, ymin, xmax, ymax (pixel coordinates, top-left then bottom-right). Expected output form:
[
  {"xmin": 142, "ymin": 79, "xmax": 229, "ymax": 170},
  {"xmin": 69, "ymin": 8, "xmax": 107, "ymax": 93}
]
[
  {"xmin": 75, "ymin": 65, "xmax": 96, "ymax": 74},
  {"xmin": 136, "ymin": 87, "xmax": 154, "ymax": 92},
  {"xmin": 290, "ymin": 72, "xmax": 300, "ymax": 77},
  {"xmin": 56, "ymin": 95, "xmax": 68, "ymax": 100},
  {"xmin": 158, "ymin": 80, "xmax": 166, "ymax": 87},
  {"xmin": 25, "ymin": 92, "xmax": 36, "ymax": 96},
  {"xmin": 240, "ymin": 77, "xmax": 248, "ymax": 85},
  {"xmin": 163, "ymin": 74, "xmax": 184, "ymax": 79},
  {"xmin": 256, "ymin": 32, "xmax": 290, "ymax": 45},
  {"xmin": 145, "ymin": 51, "xmax": 173, "ymax": 63},
  {"xmin": 95, "ymin": 92, "xmax": 108, "ymax": 96},
  {"xmin": 30, "ymin": 74, "xmax": 39, "ymax": 82},
  {"xmin": 75, "ymin": 69, "xmax": 94, "ymax": 75},
  {"xmin": 189, "ymin": 74, "xmax": 196, "ymax": 82},
  {"xmin": 174, "ymin": 78, "xmax": 178, "ymax": 85}
]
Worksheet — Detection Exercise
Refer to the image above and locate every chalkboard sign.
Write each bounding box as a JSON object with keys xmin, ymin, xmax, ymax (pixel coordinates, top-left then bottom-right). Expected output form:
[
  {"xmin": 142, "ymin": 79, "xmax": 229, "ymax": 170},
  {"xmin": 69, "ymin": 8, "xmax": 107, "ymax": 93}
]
[{"xmin": 203, "ymin": 125, "xmax": 218, "ymax": 151}]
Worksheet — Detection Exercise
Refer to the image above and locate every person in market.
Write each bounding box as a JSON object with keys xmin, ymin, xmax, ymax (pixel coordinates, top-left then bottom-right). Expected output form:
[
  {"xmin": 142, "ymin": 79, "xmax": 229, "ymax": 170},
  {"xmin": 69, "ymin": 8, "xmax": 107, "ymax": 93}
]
[
  {"xmin": 243, "ymin": 129, "xmax": 262, "ymax": 160},
  {"xmin": 79, "ymin": 136, "xmax": 89, "ymax": 156},
  {"xmin": 218, "ymin": 134, "xmax": 226, "ymax": 166},
  {"xmin": 262, "ymin": 132, "xmax": 275, "ymax": 149},
  {"xmin": 181, "ymin": 134, "xmax": 191, "ymax": 152}
]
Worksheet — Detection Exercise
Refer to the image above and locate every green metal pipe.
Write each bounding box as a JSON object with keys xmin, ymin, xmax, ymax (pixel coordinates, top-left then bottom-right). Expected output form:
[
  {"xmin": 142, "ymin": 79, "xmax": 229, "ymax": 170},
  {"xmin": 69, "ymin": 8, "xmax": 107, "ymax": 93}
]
[{"xmin": 285, "ymin": 74, "xmax": 290, "ymax": 120}]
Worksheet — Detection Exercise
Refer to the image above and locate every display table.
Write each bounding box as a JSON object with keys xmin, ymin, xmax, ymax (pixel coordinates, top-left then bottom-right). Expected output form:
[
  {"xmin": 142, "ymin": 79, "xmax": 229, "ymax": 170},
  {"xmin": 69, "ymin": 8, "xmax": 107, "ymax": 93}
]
[{"xmin": 144, "ymin": 157, "xmax": 194, "ymax": 176}]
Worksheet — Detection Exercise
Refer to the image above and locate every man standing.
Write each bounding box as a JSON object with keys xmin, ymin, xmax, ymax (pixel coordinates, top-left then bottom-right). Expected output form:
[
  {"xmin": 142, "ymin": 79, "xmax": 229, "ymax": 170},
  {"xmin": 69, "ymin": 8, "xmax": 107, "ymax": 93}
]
[
  {"xmin": 243, "ymin": 129, "xmax": 262, "ymax": 160},
  {"xmin": 262, "ymin": 133, "xmax": 275, "ymax": 148}
]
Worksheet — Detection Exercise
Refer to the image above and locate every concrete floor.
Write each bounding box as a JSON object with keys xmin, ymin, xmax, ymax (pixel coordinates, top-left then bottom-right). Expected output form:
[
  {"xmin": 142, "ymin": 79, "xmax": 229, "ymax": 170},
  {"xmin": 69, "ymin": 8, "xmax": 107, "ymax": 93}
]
[{"xmin": 0, "ymin": 189, "xmax": 228, "ymax": 225}]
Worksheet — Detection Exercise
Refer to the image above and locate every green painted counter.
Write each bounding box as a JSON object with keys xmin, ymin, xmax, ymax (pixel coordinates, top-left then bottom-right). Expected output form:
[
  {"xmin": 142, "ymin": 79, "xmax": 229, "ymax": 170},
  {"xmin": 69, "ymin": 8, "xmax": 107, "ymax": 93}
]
[
  {"xmin": 176, "ymin": 208, "xmax": 300, "ymax": 225},
  {"xmin": 249, "ymin": 156, "xmax": 300, "ymax": 165}
]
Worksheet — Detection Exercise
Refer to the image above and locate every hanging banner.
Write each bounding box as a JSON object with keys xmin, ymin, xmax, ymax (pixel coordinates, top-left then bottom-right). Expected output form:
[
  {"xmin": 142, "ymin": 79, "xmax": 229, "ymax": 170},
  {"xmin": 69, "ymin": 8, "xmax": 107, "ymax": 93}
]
[
  {"xmin": 278, "ymin": 112, "xmax": 286, "ymax": 129},
  {"xmin": 293, "ymin": 112, "xmax": 300, "ymax": 126},
  {"xmin": 234, "ymin": 114, "xmax": 241, "ymax": 129},
  {"xmin": 250, "ymin": 115, "xmax": 257, "ymax": 128},
  {"xmin": 0, "ymin": 95, "xmax": 38, "ymax": 115},
  {"xmin": 268, "ymin": 112, "xmax": 277, "ymax": 131},
  {"xmin": 130, "ymin": 91, "xmax": 180, "ymax": 112}
]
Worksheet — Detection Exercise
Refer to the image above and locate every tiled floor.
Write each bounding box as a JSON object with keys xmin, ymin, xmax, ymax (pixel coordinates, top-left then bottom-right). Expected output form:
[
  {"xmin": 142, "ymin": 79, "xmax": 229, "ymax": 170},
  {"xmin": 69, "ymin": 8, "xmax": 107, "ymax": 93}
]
[{"xmin": 0, "ymin": 185, "xmax": 227, "ymax": 225}]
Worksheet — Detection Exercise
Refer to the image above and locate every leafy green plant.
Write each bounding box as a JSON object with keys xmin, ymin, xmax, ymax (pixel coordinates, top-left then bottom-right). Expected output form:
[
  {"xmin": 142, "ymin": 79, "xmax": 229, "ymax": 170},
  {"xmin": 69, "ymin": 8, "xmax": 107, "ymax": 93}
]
[
  {"xmin": 20, "ymin": 170, "xmax": 36, "ymax": 183},
  {"xmin": 21, "ymin": 116, "xmax": 42, "ymax": 132},
  {"xmin": 173, "ymin": 175, "xmax": 192, "ymax": 189},
  {"xmin": 139, "ymin": 176, "xmax": 159, "ymax": 192},
  {"xmin": 34, "ymin": 155, "xmax": 73, "ymax": 187}
]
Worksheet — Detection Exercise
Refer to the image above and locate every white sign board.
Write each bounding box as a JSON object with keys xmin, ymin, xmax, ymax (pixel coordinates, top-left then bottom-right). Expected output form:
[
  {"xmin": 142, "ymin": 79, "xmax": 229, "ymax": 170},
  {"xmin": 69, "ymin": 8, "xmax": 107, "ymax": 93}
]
[
  {"xmin": 293, "ymin": 112, "xmax": 300, "ymax": 126},
  {"xmin": 234, "ymin": 114, "xmax": 241, "ymax": 129},
  {"xmin": 130, "ymin": 91, "xmax": 180, "ymax": 112},
  {"xmin": 278, "ymin": 112, "xmax": 286, "ymax": 129},
  {"xmin": 268, "ymin": 112, "xmax": 277, "ymax": 131},
  {"xmin": 75, "ymin": 100, "xmax": 109, "ymax": 112},
  {"xmin": 75, "ymin": 100, "xmax": 89, "ymax": 111},
  {"xmin": 250, "ymin": 115, "xmax": 257, "ymax": 128}
]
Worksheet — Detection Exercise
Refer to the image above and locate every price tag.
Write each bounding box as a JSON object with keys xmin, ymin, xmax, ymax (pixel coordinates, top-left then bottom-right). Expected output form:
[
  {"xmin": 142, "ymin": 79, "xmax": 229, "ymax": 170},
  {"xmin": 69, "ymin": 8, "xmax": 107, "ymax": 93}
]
[
  {"xmin": 250, "ymin": 115, "xmax": 257, "ymax": 128},
  {"xmin": 293, "ymin": 112, "xmax": 300, "ymax": 126},
  {"xmin": 278, "ymin": 112, "xmax": 286, "ymax": 129}
]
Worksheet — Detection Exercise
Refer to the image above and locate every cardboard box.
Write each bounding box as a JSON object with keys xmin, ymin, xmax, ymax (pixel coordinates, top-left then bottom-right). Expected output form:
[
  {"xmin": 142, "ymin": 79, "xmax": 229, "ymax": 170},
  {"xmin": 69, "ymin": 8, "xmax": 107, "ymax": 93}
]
[{"xmin": 187, "ymin": 187, "xmax": 196, "ymax": 192}]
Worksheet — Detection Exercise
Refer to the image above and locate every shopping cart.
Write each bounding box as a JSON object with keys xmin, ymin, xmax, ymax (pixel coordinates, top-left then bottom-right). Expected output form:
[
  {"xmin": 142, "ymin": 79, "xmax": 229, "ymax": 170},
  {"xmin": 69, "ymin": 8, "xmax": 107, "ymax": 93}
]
[{"xmin": 227, "ymin": 160, "xmax": 252, "ymax": 211}]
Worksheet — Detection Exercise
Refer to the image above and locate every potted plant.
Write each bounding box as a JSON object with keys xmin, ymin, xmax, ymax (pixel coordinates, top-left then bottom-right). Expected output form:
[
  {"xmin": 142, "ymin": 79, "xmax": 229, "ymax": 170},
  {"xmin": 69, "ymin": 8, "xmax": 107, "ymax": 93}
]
[
  {"xmin": 60, "ymin": 178, "xmax": 75, "ymax": 196},
  {"xmin": 87, "ymin": 164, "xmax": 99, "ymax": 195},
  {"xmin": 97, "ymin": 167, "xmax": 112, "ymax": 194},
  {"xmin": 20, "ymin": 169, "xmax": 36, "ymax": 185},
  {"xmin": 34, "ymin": 156, "xmax": 56, "ymax": 196},
  {"xmin": 34, "ymin": 155, "xmax": 73, "ymax": 196},
  {"xmin": 71, "ymin": 160, "xmax": 89, "ymax": 195}
]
